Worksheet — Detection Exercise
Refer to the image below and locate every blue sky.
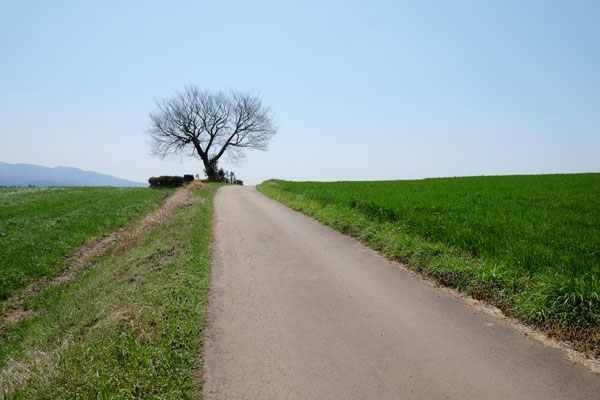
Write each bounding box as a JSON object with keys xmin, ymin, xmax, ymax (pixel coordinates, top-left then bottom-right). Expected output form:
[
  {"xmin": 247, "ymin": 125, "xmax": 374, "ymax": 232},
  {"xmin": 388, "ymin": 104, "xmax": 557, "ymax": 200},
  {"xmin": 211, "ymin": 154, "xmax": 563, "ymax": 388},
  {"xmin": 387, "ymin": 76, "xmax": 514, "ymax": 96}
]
[{"xmin": 1, "ymin": 0, "xmax": 598, "ymax": 184}]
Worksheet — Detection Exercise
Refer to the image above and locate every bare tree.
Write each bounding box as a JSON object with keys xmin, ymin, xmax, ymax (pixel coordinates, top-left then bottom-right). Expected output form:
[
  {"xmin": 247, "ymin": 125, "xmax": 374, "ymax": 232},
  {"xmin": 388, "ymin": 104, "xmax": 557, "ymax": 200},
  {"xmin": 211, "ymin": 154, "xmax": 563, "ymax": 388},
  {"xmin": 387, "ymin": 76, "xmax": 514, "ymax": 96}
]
[{"xmin": 148, "ymin": 86, "xmax": 277, "ymax": 180}]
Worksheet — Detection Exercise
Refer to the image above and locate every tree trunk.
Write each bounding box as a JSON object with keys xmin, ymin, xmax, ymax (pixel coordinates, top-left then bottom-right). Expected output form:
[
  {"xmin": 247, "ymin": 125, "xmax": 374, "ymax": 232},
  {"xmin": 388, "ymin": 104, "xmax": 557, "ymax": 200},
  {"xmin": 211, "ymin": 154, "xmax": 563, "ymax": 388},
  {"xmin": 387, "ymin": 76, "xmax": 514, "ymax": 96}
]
[{"xmin": 203, "ymin": 158, "xmax": 219, "ymax": 182}]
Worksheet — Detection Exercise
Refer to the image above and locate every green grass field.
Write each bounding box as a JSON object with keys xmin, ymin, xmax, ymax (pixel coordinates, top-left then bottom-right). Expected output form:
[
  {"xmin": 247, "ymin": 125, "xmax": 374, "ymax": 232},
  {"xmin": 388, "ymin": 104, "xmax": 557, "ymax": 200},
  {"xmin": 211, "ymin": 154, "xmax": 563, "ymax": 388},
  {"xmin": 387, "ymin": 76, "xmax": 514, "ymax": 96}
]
[
  {"xmin": 0, "ymin": 187, "xmax": 165, "ymax": 301},
  {"xmin": 258, "ymin": 174, "xmax": 600, "ymax": 342},
  {"xmin": 0, "ymin": 184, "xmax": 217, "ymax": 398}
]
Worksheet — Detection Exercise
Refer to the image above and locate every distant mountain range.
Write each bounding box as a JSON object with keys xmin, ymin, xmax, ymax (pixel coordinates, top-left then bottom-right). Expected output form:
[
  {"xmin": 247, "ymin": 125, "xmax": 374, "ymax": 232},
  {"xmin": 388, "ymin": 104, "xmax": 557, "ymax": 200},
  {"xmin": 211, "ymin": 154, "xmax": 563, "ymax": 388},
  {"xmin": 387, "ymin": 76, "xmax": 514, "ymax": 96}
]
[{"xmin": 0, "ymin": 162, "xmax": 146, "ymax": 187}]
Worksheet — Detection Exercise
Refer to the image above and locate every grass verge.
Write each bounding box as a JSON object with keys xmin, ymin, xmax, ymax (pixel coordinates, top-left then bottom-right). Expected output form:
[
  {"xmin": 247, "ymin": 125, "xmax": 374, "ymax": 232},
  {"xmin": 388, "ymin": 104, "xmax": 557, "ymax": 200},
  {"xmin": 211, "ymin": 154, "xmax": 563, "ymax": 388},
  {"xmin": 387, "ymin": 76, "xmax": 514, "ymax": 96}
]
[
  {"xmin": 0, "ymin": 184, "xmax": 217, "ymax": 399},
  {"xmin": 257, "ymin": 177, "xmax": 600, "ymax": 357}
]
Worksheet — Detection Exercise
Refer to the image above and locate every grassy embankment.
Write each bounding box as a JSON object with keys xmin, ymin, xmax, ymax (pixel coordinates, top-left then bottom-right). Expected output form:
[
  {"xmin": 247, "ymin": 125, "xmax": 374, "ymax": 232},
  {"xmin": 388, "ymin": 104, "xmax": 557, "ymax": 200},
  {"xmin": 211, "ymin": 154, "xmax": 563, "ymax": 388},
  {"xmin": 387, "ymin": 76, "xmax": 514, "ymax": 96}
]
[
  {"xmin": 258, "ymin": 175, "xmax": 600, "ymax": 354},
  {"xmin": 0, "ymin": 184, "xmax": 217, "ymax": 398},
  {"xmin": 0, "ymin": 187, "xmax": 166, "ymax": 302}
]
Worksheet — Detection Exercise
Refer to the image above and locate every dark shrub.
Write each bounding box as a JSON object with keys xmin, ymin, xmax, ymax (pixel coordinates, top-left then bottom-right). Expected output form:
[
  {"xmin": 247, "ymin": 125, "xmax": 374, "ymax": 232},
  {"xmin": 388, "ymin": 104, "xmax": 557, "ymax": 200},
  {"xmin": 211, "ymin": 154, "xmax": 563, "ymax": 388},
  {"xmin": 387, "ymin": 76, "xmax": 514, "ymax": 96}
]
[
  {"xmin": 183, "ymin": 174, "xmax": 194, "ymax": 183},
  {"xmin": 217, "ymin": 168, "xmax": 226, "ymax": 182},
  {"xmin": 148, "ymin": 176, "xmax": 185, "ymax": 188},
  {"xmin": 235, "ymin": 180, "xmax": 243, "ymax": 185},
  {"xmin": 148, "ymin": 177, "xmax": 159, "ymax": 187},
  {"xmin": 204, "ymin": 160, "xmax": 219, "ymax": 182}
]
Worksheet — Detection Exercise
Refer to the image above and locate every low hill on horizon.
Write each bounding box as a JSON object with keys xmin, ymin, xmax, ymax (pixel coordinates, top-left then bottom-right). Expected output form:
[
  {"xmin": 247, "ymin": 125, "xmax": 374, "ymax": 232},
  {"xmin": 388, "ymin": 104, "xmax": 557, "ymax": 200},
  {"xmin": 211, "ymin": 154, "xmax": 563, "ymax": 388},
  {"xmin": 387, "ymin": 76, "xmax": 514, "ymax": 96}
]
[{"xmin": 0, "ymin": 162, "xmax": 145, "ymax": 187}]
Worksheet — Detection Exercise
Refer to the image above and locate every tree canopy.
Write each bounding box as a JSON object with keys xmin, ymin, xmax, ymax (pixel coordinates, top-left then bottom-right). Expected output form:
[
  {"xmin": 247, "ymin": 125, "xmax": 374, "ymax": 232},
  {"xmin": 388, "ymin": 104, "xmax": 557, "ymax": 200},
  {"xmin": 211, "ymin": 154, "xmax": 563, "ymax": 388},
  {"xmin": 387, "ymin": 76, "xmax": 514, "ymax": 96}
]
[{"xmin": 148, "ymin": 86, "xmax": 276, "ymax": 180}]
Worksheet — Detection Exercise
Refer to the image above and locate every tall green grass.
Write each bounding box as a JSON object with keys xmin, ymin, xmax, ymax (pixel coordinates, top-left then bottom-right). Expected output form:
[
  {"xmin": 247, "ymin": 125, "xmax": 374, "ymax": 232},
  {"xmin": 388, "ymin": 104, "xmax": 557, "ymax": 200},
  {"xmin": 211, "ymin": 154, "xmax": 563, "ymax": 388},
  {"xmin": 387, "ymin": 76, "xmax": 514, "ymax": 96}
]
[
  {"xmin": 258, "ymin": 174, "xmax": 600, "ymax": 332},
  {"xmin": 0, "ymin": 187, "xmax": 165, "ymax": 300}
]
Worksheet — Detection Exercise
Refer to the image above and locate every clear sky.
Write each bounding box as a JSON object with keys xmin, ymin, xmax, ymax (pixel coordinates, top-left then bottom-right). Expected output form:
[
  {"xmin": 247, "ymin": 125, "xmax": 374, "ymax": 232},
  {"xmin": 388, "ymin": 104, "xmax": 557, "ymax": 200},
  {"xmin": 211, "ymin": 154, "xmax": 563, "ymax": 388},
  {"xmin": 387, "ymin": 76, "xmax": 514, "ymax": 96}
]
[{"xmin": 1, "ymin": 0, "xmax": 599, "ymax": 185}]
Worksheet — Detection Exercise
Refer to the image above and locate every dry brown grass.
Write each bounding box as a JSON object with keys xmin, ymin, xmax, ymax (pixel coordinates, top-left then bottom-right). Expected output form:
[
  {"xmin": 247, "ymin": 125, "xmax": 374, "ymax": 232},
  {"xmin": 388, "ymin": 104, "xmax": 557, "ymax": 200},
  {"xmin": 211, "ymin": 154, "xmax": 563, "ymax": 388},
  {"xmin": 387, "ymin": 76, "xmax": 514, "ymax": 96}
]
[
  {"xmin": 0, "ymin": 339, "xmax": 73, "ymax": 396},
  {"xmin": 187, "ymin": 180, "xmax": 209, "ymax": 190}
]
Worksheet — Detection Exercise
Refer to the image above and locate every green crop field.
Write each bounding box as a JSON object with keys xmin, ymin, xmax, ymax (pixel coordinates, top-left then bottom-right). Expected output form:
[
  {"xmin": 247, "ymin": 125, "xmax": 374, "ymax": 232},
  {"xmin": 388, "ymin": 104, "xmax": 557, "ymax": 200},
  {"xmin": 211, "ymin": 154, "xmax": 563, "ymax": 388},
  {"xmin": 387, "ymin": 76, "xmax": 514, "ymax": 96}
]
[
  {"xmin": 258, "ymin": 174, "xmax": 600, "ymax": 344},
  {"xmin": 0, "ymin": 186, "xmax": 165, "ymax": 301}
]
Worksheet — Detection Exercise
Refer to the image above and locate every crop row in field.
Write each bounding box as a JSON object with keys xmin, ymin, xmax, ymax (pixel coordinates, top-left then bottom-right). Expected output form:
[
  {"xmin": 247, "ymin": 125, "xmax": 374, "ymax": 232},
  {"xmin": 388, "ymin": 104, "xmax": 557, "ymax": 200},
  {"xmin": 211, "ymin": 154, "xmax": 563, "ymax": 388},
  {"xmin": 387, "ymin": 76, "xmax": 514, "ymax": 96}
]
[
  {"xmin": 0, "ymin": 187, "xmax": 166, "ymax": 300},
  {"xmin": 258, "ymin": 174, "xmax": 600, "ymax": 338}
]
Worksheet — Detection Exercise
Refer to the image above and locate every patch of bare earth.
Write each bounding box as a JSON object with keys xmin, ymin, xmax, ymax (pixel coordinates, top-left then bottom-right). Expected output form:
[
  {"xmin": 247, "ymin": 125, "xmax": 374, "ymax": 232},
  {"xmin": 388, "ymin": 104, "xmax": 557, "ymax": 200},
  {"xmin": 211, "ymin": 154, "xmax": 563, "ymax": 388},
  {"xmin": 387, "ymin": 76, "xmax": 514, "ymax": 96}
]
[
  {"xmin": 0, "ymin": 185, "xmax": 205, "ymax": 334},
  {"xmin": 113, "ymin": 185, "xmax": 204, "ymax": 256}
]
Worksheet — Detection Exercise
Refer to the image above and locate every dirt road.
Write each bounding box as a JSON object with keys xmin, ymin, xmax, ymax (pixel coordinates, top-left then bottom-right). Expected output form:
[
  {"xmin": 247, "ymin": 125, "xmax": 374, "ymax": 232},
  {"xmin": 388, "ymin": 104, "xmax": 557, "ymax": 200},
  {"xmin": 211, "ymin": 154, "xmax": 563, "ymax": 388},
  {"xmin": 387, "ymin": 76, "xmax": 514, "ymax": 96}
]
[{"xmin": 203, "ymin": 186, "xmax": 600, "ymax": 399}]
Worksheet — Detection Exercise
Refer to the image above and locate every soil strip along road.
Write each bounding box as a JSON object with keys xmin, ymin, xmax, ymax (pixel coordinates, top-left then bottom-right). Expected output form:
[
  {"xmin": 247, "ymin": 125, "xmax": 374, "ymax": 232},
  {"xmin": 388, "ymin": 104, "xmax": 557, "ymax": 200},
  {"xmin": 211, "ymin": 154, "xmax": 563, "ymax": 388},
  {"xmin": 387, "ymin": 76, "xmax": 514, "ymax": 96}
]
[{"xmin": 203, "ymin": 186, "xmax": 600, "ymax": 400}]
